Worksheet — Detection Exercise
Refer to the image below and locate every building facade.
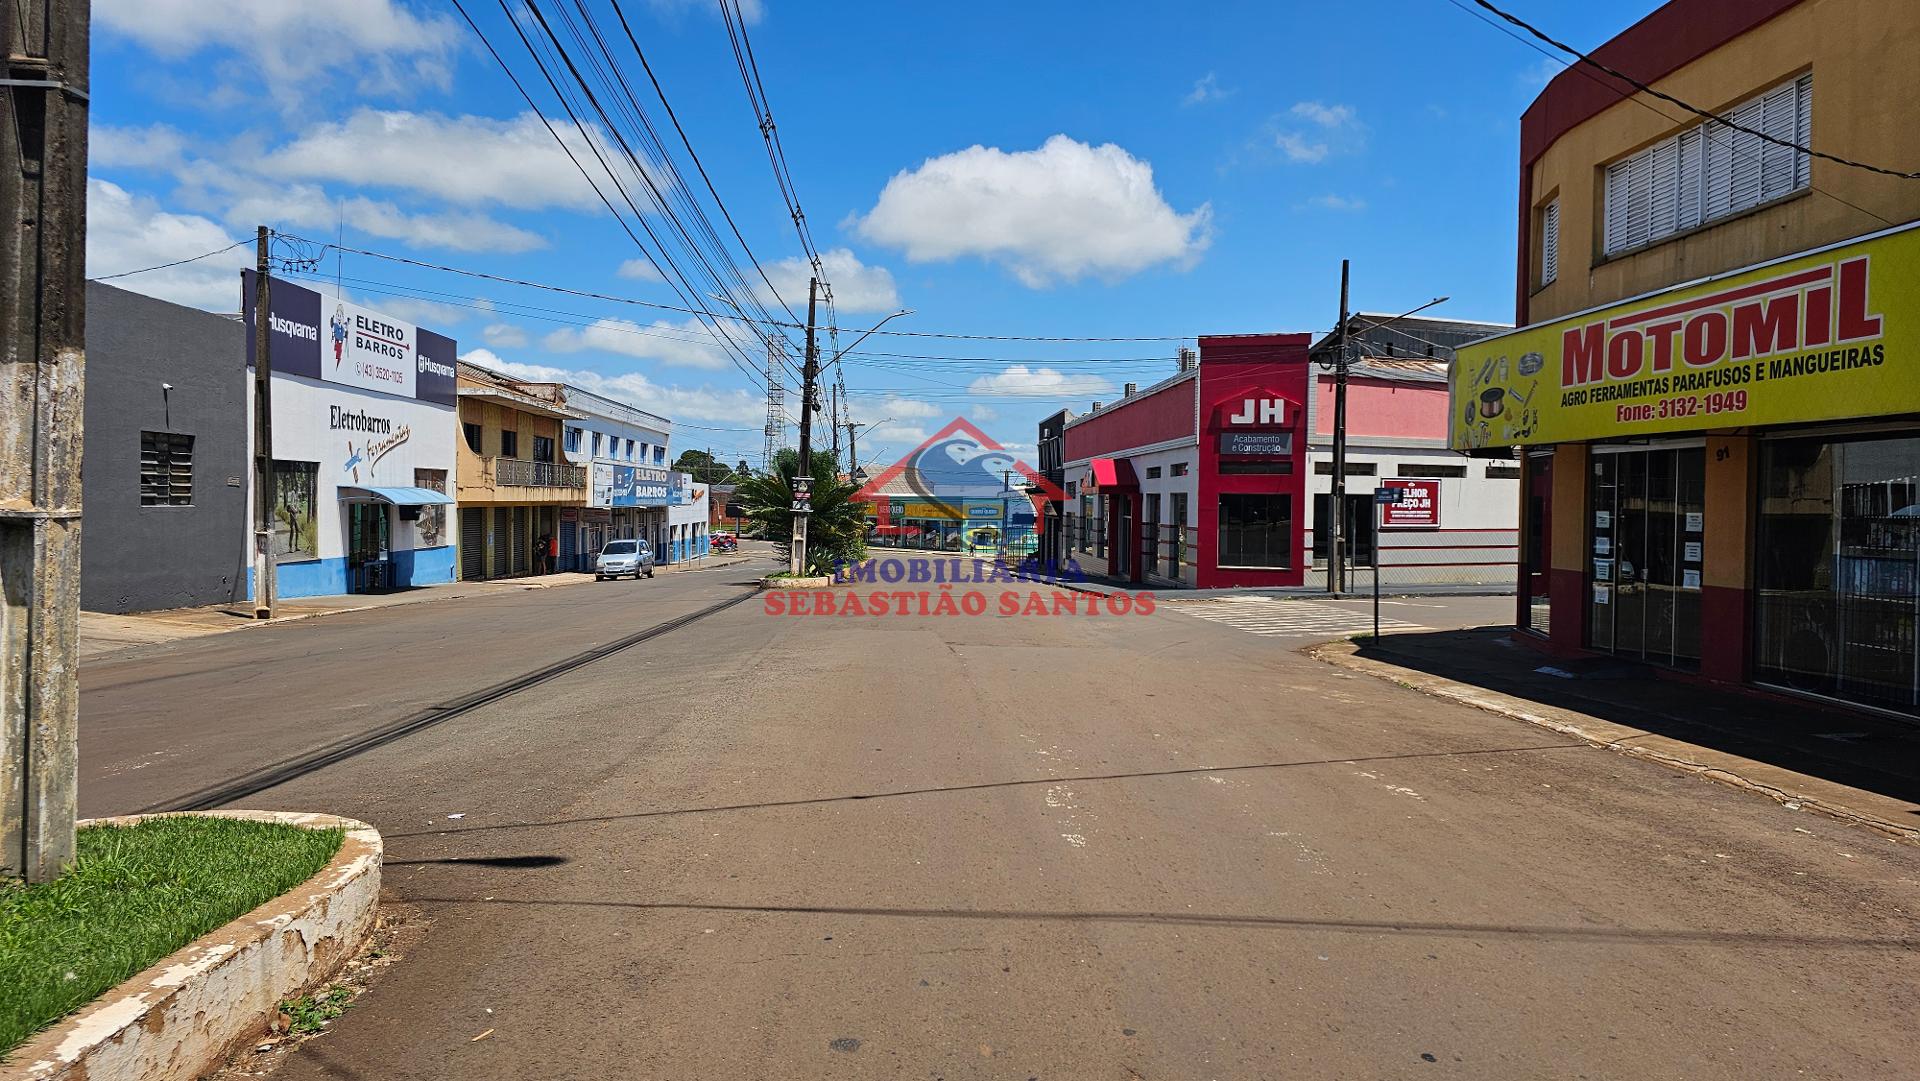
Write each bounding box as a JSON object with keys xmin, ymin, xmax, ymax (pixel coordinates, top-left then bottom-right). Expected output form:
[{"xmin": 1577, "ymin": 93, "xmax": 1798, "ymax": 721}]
[
  {"xmin": 1456, "ymin": 0, "xmax": 1920, "ymax": 716},
  {"xmin": 81, "ymin": 282, "xmax": 249, "ymax": 613},
  {"xmin": 1061, "ymin": 329, "xmax": 1518, "ymax": 590},
  {"xmin": 1034, "ymin": 409, "xmax": 1072, "ymax": 569},
  {"xmin": 560, "ymin": 386, "xmax": 672, "ymax": 569},
  {"xmin": 454, "ymin": 363, "xmax": 586, "ymax": 580},
  {"xmin": 245, "ymin": 274, "xmax": 460, "ymax": 599},
  {"xmin": 665, "ymin": 471, "xmax": 710, "ymax": 563}
]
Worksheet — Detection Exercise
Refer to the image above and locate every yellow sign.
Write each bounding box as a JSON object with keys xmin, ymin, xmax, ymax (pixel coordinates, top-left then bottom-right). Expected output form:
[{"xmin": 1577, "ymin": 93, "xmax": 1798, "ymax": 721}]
[{"xmin": 1451, "ymin": 225, "xmax": 1920, "ymax": 449}]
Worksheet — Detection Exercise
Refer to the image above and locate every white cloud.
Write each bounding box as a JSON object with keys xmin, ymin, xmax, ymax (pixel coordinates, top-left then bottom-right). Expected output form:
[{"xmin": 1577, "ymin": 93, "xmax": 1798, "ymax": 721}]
[
  {"xmin": 870, "ymin": 423, "xmax": 931, "ymax": 444},
  {"xmin": 468, "ymin": 355, "xmax": 769, "ymax": 426},
  {"xmin": 484, "ymin": 323, "xmax": 531, "ymax": 348},
  {"xmin": 541, "ymin": 316, "xmax": 744, "ymax": 370},
  {"xmin": 1272, "ymin": 101, "xmax": 1366, "ymax": 164},
  {"xmin": 1519, "ymin": 56, "xmax": 1566, "ymax": 90},
  {"xmin": 86, "ymin": 179, "xmax": 251, "ymax": 311},
  {"xmin": 969, "ymin": 404, "xmax": 999, "ymax": 422},
  {"xmin": 617, "ymin": 259, "xmax": 666, "ymax": 282},
  {"xmin": 851, "ymin": 135, "xmax": 1211, "ymax": 287},
  {"xmin": 966, "ymin": 365, "xmax": 1117, "ymax": 399},
  {"xmin": 1300, "ymin": 193, "xmax": 1368, "ymax": 212},
  {"xmin": 91, "ymin": 123, "xmax": 190, "ymax": 169},
  {"xmin": 761, "ymin": 248, "xmax": 901, "ymax": 314},
  {"xmin": 1183, "ymin": 72, "xmax": 1232, "ymax": 106},
  {"xmin": 259, "ymin": 110, "xmax": 622, "ymax": 212},
  {"xmin": 851, "ymin": 395, "xmax": 943, "ymax": 422},
  {"xmin": 95, "ymin": 0, "xmax": 460, "ymax": 108}
]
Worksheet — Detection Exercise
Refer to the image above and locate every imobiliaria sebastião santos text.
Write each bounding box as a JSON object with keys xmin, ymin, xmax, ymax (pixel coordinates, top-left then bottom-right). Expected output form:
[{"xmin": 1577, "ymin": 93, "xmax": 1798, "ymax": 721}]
[{"xmin": 762, "ymin": 556, "xmax": 1158, "ymax": 618}]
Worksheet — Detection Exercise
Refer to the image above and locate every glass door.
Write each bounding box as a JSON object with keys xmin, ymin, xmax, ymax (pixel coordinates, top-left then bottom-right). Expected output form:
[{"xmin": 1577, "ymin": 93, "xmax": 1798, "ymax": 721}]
[{"xmin": 1588, "ymin": 447, "xmax": 1704, "ymax": 668}]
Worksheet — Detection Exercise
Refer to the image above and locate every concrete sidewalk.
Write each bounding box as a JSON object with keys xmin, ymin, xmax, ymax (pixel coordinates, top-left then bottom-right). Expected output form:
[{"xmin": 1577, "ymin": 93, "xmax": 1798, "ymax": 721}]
[
  {"xmin": 79, "ymin": 549, "xmax": 771, "ymax": 661},
  {"xmin": 1316, "ymin": 627, "xmax": 1920, "ymax": 843}
]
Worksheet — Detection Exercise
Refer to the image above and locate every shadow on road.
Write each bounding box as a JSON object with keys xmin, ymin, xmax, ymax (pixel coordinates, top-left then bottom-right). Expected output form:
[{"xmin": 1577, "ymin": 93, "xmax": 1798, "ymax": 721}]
[
  {"xmin": 1350, "ymin": 627, "xmax": 1920, "ymax": 812},
  {"xmin": 383, "ymin": 742, "xmax": 1586, "ymax": 841},
  {"xmin": 399, "ymin": 896, "xmax": 1918, "ymax": 951}
]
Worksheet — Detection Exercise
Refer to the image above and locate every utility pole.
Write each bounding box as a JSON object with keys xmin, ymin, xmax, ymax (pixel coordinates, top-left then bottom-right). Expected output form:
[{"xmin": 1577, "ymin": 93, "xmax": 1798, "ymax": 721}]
[
  {"xmin": 791, "ymin": 277, "xmax": 820, "ymax": 575},
  {"xmin": 251, "ymin": 228, "xmax": 277, "ymax": 618},
  {"xmin": 1329, "ymin": 259, "xmax": 1351, "ymax": 596},
  {"xmin": 2, "ymin": 0, "xmax": 89, "ymax": 883},
  {"xmin": 844, "ymin": 419, "xmax": 859, "ymax": 482},
  {"xmin": 762, "ymin": 337, "xmax": 783, "ymax": 474},
  {"xmin": 828, "ymin": 380, "xmax": 841, "ymax": 473}
]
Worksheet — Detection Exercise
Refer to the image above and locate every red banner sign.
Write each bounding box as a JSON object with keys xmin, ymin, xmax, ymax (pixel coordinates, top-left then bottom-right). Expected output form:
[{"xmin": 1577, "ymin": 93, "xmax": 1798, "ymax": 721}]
[{"xmin": 1381, "ymin": 479, "xmax": 1440, "ymax": 528}]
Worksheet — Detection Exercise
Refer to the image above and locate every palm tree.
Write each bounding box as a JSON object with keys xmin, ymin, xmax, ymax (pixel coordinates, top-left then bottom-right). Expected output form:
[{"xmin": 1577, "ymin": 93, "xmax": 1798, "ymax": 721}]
[{"xmin": 735, "ymin": 448, "xmax": 868, "ymax": 574}]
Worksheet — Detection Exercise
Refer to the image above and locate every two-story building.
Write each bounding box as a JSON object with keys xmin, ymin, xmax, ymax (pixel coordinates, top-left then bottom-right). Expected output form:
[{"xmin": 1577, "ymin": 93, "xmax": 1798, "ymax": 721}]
[
  {"xmin": 1453, "ymin": 0, "xmax": 1920, "ymax": 716},
  {"xmin": 559, "ymin": 386, "xmax": 673, "ymax": 569},
  {"xmin": 454, "ymin": 362, "xmax": 587, "ymax": 579}
]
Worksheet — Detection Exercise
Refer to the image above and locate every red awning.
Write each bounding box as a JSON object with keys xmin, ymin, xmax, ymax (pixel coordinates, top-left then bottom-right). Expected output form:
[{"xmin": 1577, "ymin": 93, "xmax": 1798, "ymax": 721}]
[{"xmin": 1088, "ymin": 457, "xmax": 1140, "ymax": 490}]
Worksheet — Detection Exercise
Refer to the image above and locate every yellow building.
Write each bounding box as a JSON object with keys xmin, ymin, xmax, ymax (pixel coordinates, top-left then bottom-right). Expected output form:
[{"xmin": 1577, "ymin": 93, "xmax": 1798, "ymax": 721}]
[
  {"xmin": 1454, "ymin": 0, "xmax": 1920, "ymax": 716},
  {"xmin": 454, "ymin": 363, "xmax": 587, "ymax": 579}
]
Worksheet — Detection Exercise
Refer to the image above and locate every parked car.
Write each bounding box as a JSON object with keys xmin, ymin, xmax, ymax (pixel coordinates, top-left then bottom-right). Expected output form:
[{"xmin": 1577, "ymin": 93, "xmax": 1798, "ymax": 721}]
[
  {"xmin": 594, "ymin": 539, "xmax": 655, "ymax": 580},
  {"xmin": 711, "ymin": 532, "xmax": 738, "ymax": 553}
]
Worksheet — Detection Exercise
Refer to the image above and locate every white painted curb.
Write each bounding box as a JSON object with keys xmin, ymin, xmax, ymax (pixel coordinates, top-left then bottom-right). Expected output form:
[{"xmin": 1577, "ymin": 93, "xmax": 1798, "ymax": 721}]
[{"xmin": 3, "ymin": 811, "xmax": 382, "ymax": 1081}]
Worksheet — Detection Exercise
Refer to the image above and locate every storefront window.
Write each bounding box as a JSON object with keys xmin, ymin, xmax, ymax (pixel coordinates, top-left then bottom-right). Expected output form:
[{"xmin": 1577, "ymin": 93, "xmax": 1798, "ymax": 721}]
[
  {"xmin": 1522, "ymin": 452, "xmax": 1553, "ymax": 636},
  {"xmin": 1587, "ymin": 447, "xmax": 1704, "ymax": 668},
  {"xmin": 1755, "ymin": 435, "xmax": 1919, "ymax": 714},
  {"xmin": 1219, "ymin": 494, "xmax": 1292, "ymax": 569},
  {"xmin": 270, "ymin": 460, "xmax": 319, "ymax": 562}
]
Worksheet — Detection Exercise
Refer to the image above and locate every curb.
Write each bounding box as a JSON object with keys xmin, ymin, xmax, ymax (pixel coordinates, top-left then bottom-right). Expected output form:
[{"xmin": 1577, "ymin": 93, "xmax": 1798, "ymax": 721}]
[
  {"xmin": 760, "ymin": 575, "xmax": 834, "ymax": 589},
  {"xmin": 1312, "ymin": 640, "xmax": 1920, "ymax": 846},
  {"xmin": 4, "ymin": 811, "xmax": 383, "ymax": 1081}
]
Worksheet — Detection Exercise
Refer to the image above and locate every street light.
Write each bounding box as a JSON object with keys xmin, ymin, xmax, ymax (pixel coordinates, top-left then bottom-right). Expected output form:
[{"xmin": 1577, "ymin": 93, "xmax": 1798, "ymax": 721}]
[
  {"xmin": 1326, "ymin": 293, "xmax": 1449, "ymax": 595},
  {"xmin": 821, "ymin": 308, "xmax": 914, "ymax": 371}
]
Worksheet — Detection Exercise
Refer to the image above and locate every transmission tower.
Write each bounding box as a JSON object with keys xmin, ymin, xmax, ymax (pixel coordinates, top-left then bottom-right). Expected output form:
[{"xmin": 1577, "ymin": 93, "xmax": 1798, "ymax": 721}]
[{"xmin": 763, "ymin": 338, "xmax": 785, "ymax": 472}]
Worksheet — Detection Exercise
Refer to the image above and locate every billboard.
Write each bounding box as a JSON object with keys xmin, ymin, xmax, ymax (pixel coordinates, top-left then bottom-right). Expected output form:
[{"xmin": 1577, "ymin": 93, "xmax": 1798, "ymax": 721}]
[
  {"xmin": 243, "ymin": 271, "xmax": 457, "ymax": 406},
  {"xmin": 1450, "ymin": 224, "xmax": 1920, "ymax": 449}
]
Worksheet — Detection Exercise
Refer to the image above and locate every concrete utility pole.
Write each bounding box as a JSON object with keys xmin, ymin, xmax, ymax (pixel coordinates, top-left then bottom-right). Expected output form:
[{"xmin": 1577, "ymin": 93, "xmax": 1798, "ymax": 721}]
[
  {"xmin": 2, "ymin": 0, "xmax": 89, "ymax": 883},
  {"xmin": 251, "ymin": 227, "xmax": 277, "ymax": 618},
  {"xmin": 1329, "ymin": 259, "xmax": 1351, "ymax": 595},
  {"xmin": 790, "ymin": 277, "xmax": 819, "ymax": 575},
  {"xmin": 843, "ymin": 419, "xmax": 859, "ymax": 482}
]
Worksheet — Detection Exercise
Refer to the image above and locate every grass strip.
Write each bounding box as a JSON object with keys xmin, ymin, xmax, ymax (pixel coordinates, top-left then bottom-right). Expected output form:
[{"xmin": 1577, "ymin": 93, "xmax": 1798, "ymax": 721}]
[{"xmin": 1, "ymin": 816, "xmax": 344, "ymax": 1056}]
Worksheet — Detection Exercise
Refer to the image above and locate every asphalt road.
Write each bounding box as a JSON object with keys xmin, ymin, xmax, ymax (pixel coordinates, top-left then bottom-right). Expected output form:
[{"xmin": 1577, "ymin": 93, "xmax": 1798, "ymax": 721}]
[{"xmin": 80, "ymin": 555, "xmax": 1919, "ymax": 1080}]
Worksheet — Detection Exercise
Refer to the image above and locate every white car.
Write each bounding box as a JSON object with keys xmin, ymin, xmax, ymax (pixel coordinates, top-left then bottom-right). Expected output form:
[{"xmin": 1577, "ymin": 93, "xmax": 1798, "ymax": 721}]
[{"xmin": 594, "ymin": 539, "xmax": 655, "ymax": 580}]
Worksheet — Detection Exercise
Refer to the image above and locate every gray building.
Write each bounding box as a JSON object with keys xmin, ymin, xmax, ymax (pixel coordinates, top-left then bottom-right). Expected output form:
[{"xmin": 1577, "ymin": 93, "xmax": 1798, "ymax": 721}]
[{"xmin": 81, "ymin": 282, "xmax": 248, "ymax": 613}]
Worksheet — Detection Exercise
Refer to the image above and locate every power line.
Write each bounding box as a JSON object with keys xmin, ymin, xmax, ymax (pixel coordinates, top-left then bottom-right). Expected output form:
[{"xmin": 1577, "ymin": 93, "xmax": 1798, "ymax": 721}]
[
  {"xmin": 89, "ymin": 238, "xmax": 250, "ymax": 282},
  {"xmin": 1467, "ymin": 0, "xmax": 1920, "ymax": 181}
]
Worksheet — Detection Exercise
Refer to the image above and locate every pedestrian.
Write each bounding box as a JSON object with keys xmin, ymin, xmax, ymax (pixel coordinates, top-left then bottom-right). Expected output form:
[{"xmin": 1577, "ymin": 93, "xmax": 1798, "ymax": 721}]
[
  {"xmin": 547, "ymin": 531, "xmax": 560, "ymax": 574},
  {"xmin": 534, "ymin": 533, "xmax": 550, "ymax": 576}
]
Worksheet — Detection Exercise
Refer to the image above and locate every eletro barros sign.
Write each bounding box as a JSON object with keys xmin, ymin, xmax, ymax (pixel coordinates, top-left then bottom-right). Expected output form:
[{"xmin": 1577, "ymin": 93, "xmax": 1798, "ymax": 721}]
[{"xmin": 245, "ymin": 271, "xmax": 458, "ymax": 406}]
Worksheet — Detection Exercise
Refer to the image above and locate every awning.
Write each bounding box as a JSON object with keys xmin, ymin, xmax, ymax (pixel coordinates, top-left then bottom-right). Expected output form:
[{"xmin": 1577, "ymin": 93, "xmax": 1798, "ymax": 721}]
[
  {"xmin": 340, "ymin": 485, "xmax": 456, "ymax": 505},
  {"xmin": 1087, "ymin": 457, "xmax": 1139, "ymax": 490}
]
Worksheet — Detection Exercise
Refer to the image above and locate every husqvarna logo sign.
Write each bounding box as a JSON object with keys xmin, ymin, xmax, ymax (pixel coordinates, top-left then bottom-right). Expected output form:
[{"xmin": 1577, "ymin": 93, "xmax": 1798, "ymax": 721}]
[{"xmin": 1226, "ymin": 398, "xmax": 1288, "ymax": 426}]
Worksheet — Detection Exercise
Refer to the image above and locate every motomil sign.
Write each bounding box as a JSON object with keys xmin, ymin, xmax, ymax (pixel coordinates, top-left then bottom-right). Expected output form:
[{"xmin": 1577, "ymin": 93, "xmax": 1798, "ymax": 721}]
[{"xmin": 1451, "ymin": 223, "xmax": 1920, "ymax": 450}]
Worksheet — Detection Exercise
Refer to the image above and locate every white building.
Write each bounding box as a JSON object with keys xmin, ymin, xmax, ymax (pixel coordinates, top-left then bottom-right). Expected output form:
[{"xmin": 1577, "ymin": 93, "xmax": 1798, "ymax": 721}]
[
  {"xmin": 245, "ymin": 274, "xmax": 459, "ymax": 598},
  {"xmin": 665, "ymin": 471, "xmax": 711, "ymax": 564},
  {"xmin": 560, "ymin": 386, "xmax": 673, "ymax": 568}
]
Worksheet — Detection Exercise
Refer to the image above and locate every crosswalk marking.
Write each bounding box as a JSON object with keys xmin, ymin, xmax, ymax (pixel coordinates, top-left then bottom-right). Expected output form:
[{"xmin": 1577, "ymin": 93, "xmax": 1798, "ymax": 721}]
[{"xmin": 1170, "ymin": 597, "xmax": 1424, "ymax": 638}]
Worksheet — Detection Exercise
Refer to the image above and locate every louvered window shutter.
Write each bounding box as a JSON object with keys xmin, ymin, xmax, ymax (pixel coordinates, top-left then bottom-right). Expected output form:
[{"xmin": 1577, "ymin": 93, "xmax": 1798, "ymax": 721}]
[{"xmin": 1541, "ymin": 201, "xmax": 1559, "ymax": 286}]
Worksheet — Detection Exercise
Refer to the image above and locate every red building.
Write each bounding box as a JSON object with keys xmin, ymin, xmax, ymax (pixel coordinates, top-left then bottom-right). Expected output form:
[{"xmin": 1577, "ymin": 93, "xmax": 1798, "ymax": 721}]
[{"xmin": 1062, "ymin": 334, "xmax": 1312, "ymax": 588}]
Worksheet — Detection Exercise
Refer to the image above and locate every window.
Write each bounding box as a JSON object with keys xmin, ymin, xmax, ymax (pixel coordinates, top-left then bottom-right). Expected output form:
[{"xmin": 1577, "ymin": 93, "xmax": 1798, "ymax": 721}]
[
  {"xmin": 1171, "ymin": 462, "xmax": 1189, "ymax": 477},
  {"xmin": 269, "ymin": 460, "xmax": 319, "ymax": 561},
  {"xmin": 1603, "ymin": 74, "xmax": 1811, "ymax": 256},
  {"xmin": 139, "ymin": 432, "xmax": 193, "ymax": 505},
  {"xmin": 1218, "ymin": 494, "xmax": 1292, "ymax": 569},
  {"xmin": 1400, "ymin": 463, "xmax": 1468, "ymax": 478},
  {"xmin": 1145, "ymin": 466, "xmax": 1163, "ymax": 480},
  {"xmin": 500, "ymin": 429, "xmax": 519, "ymax": 458},
  {"xmin": 413, "ymin": 468, "xmax": 448, "ymax": 547},
  {"xmin": 463, "ymin": 422, "xmax": 483, "ymax": 454},
  {"xmin": 1220, "ymin": 460, "xmax": 1293, "ymax": 475},
  {"xmin": 1312, "ymin": 460, "xmax": 1376, "ymax": 476},
  {"xmin": 564, "ymin": 427, "xmax": 581, "ymax": 453},
  {"xmin": 533, "ymin": 435, "xmax": 555, "ymax": 463},
  {"xmin": 1539, "ymin": 199, "xmax": 1560, "ymax": 286},
  {"xmin": 1485, "ymin": 464, "xmax": 1522, "ymax": 480},
  {"xmin": 626, "ymin": 439, "xmax": 637, "ymax": 461},
  {"xmin": 1065, "ymin": 481, "xmax": 1078, "ymax": 498},
  {"xmin": 591, "ymin": 432, "xmax": 603, "ymax": 459},
  {"xmin": 654, "ymin": 445, "xmax": 666, "ymax": 465}
]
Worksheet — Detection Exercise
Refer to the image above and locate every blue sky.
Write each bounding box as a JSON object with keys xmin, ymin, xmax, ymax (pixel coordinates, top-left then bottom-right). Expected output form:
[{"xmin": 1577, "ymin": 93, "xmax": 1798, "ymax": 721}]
[{"xmin": 87, "ymin": 0, "xmax": 1662, "ymax": 469}]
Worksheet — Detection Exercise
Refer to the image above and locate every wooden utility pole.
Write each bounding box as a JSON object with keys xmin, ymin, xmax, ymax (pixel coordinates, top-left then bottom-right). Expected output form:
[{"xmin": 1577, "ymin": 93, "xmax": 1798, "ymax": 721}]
[
  {"xmin": 2, "ymin": 0, "xmax": 89, "ymax": 882},
  {"xmin": 790, "ymin": 277, "xmax": 819, "ymax": 575},
  {"xmin": 1329, "ymin": 259, "xmax": 1351, "ymax": 595},
  {"xmin": 251, "ymin": 227, "xmax": 277, "ymax": 618}
]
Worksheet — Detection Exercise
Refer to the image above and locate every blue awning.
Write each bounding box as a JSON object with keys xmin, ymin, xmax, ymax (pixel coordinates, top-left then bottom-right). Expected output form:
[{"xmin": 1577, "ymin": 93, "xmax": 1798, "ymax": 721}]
[{"xmin": 340, "ymin": 485, "xmax": 456, "ymax": 506}]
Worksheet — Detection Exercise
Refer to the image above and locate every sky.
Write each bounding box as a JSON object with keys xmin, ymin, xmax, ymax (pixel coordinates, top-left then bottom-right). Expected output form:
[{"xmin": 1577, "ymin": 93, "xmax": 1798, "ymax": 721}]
[{"xmin": 86, "ymin": 0, "xmax": 1665, "ymax": 471}]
